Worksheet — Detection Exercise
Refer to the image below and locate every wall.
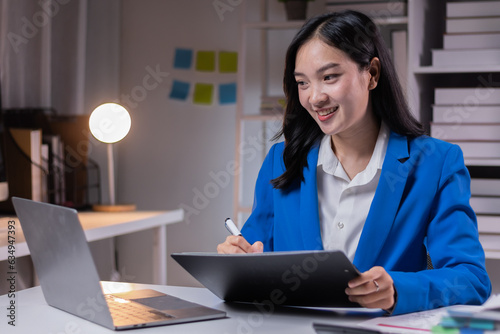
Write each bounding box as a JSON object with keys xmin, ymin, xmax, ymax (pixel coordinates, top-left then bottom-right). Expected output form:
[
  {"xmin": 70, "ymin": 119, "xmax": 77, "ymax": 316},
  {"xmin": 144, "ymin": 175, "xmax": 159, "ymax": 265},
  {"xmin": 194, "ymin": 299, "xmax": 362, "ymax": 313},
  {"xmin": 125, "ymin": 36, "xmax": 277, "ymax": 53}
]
[
  {"xmin": 116, "ymin": 0, "xmax": 243, "ymax": 286},
  {"xmin": 110, "ymin": 0, "xmax": 500, "ymax": 293}
]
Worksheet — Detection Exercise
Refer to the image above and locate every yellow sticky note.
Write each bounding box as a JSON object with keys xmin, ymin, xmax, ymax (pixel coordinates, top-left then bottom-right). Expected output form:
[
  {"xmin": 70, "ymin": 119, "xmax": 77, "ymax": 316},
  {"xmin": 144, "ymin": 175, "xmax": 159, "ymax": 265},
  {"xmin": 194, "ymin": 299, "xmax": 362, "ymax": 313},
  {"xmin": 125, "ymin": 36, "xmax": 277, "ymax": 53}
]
[
  {"xmin": 193, "ymin": 83, "xmax": 214, "ymax": 105},
  {"xmin": 196, "ymin": 51, "xmax": 216, "ymax": 72},
  {"xmin": 219, "ymin": 51, "xmax": 238, "ymax": 73}
]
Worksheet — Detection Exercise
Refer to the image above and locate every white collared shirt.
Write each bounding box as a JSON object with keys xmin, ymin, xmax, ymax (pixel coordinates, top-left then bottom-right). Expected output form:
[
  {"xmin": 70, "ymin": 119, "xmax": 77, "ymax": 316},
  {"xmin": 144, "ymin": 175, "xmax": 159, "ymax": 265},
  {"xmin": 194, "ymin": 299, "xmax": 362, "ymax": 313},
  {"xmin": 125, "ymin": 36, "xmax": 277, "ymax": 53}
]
[{"xmin": 317, "ymin": 123, "xmax": 389, "ymax": 261}]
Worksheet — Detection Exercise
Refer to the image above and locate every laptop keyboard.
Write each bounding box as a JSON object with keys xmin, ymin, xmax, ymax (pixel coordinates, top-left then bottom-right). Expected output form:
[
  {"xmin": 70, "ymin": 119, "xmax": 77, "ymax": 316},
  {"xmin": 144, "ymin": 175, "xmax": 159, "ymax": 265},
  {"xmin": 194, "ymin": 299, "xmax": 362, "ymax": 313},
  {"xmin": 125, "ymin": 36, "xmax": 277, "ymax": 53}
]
[{"xmin": 105, "ymin": 294, "xmax": 176, "ymax": 325}]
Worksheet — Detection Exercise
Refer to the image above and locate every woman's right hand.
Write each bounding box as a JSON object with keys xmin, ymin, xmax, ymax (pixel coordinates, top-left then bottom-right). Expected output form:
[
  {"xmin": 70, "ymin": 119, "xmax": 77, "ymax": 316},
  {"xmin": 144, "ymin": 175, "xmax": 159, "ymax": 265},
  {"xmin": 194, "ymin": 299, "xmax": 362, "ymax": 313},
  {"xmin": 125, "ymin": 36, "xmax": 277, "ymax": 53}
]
[{"xmin": 217, "ymin": 235, "xmax": 264, "ymax": 254}]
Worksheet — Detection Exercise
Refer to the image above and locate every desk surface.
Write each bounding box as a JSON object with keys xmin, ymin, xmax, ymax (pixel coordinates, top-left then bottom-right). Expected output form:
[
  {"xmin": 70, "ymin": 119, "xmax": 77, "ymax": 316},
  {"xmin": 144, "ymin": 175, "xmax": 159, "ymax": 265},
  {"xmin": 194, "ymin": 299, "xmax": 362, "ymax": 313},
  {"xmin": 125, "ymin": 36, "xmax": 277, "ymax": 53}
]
[
  {"xmin": 0, "ymin": 209, "xmax": 184, "ymax": 261},
  {"xmin": 0, "ymin": 282, "xmax": 379, "ymax": 333}
]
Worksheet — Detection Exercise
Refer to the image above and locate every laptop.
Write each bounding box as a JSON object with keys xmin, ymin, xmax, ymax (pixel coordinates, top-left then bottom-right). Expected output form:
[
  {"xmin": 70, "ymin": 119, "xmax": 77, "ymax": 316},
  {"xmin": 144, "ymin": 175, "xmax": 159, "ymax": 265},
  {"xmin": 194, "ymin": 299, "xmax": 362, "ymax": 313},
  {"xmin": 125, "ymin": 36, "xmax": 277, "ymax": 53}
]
[
  {"xmin": 172, "ymin": 249, "xmax": 361, "ymax": 307},
  {"xmin": 12, "ymin": 197, "xmax": 226, "ymax": 330}
]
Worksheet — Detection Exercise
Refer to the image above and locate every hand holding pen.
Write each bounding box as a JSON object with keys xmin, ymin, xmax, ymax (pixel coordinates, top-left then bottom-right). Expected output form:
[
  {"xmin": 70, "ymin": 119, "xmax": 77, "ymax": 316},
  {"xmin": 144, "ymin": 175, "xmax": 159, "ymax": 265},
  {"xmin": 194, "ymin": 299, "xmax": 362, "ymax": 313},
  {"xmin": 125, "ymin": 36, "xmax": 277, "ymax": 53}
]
[{"xmin": 216, "ymin": 218, "xmax": 264, "ymax": 254}]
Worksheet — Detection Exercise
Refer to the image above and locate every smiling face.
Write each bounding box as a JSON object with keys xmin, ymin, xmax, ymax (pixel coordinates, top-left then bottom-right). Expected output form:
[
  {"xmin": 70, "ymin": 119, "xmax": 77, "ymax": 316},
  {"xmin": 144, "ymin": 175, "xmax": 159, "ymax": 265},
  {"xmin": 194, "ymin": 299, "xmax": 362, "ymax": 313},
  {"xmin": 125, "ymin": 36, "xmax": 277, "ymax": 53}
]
[{"xmin": 294, "ymin": 38, "xmax": 378, "ymax": 139}]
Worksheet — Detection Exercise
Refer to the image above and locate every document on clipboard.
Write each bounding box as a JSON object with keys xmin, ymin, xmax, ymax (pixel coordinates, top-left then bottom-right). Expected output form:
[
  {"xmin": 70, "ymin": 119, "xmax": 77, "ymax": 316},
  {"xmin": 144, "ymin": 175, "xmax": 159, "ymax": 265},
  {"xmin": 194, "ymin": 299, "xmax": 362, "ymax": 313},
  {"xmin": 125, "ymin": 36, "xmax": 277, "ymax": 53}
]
[{"xmin": 172, "ymin": 250, "xmax": 361, "ymax": 307}]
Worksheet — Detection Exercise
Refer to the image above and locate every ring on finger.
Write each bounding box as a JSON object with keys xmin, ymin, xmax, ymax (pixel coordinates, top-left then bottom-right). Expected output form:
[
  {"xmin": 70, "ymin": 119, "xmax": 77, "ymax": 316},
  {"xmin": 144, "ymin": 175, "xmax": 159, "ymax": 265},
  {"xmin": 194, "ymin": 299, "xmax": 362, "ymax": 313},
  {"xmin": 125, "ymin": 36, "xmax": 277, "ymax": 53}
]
[{"xmin": 373, "ymin": 280, "xmax": 380, "ymax": 292}]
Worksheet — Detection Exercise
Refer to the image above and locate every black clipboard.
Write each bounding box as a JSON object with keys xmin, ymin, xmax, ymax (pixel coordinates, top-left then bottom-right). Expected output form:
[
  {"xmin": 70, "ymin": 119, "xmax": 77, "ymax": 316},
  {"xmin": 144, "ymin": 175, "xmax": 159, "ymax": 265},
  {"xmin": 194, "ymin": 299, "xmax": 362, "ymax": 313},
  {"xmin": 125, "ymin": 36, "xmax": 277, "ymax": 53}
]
[{"xmin": 172, "ymin": 250, "xmax": 360, "ymax": 307}]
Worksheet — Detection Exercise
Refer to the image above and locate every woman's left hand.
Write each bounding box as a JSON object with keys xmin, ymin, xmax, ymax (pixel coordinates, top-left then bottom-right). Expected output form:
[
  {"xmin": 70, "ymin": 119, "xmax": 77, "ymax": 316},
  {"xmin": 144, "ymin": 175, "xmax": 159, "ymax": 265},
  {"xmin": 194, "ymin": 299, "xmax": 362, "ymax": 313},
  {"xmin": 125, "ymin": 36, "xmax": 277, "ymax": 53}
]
[{"xmin": 345, "ymin": 266, "xmax": 395, "ymax": 311}]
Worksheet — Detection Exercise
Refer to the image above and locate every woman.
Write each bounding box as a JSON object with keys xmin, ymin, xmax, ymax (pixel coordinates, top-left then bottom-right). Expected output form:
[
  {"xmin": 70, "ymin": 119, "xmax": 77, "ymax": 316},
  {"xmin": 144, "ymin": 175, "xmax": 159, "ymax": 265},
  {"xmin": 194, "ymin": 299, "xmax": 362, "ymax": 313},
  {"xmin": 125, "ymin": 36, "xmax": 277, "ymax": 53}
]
[{"xmin": 217, "ymin": 11, "xmax": 491, "ymax": 315}]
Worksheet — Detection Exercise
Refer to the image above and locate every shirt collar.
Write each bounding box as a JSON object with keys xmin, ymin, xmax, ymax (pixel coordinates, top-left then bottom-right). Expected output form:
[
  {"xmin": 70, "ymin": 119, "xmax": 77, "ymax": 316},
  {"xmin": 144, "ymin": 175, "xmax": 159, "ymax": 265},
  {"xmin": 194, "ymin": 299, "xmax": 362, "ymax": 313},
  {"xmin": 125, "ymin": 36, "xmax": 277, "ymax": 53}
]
[{"xmin": 317, "ymin": 122, "xmax": 390, "ymax": 177}]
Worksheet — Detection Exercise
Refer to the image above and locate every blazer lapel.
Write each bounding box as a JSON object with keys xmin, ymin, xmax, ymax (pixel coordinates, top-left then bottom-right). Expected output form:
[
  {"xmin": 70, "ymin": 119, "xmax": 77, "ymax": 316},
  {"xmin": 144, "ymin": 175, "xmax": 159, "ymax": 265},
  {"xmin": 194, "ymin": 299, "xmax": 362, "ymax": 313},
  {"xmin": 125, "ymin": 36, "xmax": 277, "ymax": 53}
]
[
  {"xmin": 353, "ymin": 132, "xmax": 411, "ymax": 270},
  {"xmin": 299, "ymin": 144, "xmax": 324, "ymax": 250}
]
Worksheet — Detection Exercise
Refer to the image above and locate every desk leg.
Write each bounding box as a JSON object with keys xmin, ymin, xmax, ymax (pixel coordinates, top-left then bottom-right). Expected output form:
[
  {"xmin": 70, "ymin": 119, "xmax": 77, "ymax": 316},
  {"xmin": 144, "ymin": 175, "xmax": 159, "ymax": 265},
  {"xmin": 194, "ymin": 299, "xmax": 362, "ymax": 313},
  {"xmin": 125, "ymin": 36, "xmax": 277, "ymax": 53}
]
[{"xmin": 152, "ymin": 225, "xmax": 167, "ymax": 285}]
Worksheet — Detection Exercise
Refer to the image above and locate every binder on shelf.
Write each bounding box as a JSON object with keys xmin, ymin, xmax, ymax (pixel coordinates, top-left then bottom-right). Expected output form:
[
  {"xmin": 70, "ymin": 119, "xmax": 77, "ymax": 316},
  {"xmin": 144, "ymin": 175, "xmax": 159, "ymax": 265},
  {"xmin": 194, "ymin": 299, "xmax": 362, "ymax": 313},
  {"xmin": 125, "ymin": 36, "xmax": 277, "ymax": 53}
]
[
  {"xmin": 451, "ymin": 142, "xmax": 500, "ymax": 159},
  {"xmin": 42, "ymin": 134, "xmax": 65, "ymax": 205},
  {"xmin": 471, "ymin": 196, "xmax": 500, "ymax": 215},
  {"xmin": 465, "ymin": 158, "xmax": 500, "ymax": 167},
  {"xmin": 435, "ymin": 88, "xmax": 500, "ymax": 105},
  {"xmin": 432, "ymin": 48, "xmax": 500, "ymax": 67},
  {"xmin": 49, "ymin": 115, "xmax": 90, "ymax": 208},
  {"xmin": 471, "ymin": 179, "xmax": 500, "ymax": 197},
  {"xmin": 41, "ymin": 143, "xmax": 49, "ymax": 203},
  {"xmin": 432, "ymin": 105, "xmax": 500, "ymax": 124},
  {"xmin": 443, "ymin": 32, "xmax": 500, "ymax": 50},
  {"xmin": 446, "ymin": 1, "xmax": 500, "ymax": 18},
  {"xmin": 479, "ymin": 234, "xmax": 500, "ymax": 252},
  {"xmin": 430, "ymin": 123, "xmax": 500, "ymax": 141},
  {"xmin": 0, "ymin": 128, "xmax": 44, "ymax": 212},
  {"xmin": 446, "ymin": 17, "xmax": 500, "ymax": 34},
  {"xmin": 477, "ymin": 215, "xmax": 500, "ymax": 234}
]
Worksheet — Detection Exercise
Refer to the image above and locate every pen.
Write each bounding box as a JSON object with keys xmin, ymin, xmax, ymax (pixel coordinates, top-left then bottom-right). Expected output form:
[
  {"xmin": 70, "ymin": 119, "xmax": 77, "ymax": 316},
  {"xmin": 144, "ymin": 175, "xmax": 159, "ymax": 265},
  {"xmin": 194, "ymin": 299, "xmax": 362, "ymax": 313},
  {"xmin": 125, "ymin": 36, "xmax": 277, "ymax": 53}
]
[{"xmin": 225, "ymin": 218, "xmax": 242, "ymax": 236}]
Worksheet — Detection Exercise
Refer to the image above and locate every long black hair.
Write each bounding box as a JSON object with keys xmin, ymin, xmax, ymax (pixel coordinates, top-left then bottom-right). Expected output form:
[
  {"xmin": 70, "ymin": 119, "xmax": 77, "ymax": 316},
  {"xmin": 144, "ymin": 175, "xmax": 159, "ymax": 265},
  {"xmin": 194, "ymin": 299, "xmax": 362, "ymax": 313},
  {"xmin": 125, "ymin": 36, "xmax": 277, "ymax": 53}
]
[{"xmin": 271, "ymin": 10, "xmax": 424, "ymax": 190}]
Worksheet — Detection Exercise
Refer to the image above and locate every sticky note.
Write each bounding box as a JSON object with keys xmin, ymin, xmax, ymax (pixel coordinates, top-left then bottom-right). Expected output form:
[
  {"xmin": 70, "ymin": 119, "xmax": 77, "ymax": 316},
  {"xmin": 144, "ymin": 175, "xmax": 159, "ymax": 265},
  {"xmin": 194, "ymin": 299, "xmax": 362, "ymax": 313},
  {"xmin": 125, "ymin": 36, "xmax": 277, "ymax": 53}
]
[
  {"xmin": 219, "ymin": 51, "xmax": 238, "ymax": 73},
  {"xmin": 219, "ymin": 83, "xmax": 237, "ymax": 104},
  {"xmin": 169, "ymin": 80, "xmax": 190, "ymax": 100},
  {"xmin": 430, "ymin": 325, "xmax": 459, "ymax": 334},
  {"xmin": 193, "ymin": 83, "xmax": 214, "ymax": 105},
  {"xmin": 468, "ymin": 319, "xmax": 495, "ymax": 330},
  {"xmin": 173, "ymin": 48, "xmax": 193, "ymax": 69},
  {"xmin": 195, "ymin": 51, "xmax": 216, "ymax": 72}
]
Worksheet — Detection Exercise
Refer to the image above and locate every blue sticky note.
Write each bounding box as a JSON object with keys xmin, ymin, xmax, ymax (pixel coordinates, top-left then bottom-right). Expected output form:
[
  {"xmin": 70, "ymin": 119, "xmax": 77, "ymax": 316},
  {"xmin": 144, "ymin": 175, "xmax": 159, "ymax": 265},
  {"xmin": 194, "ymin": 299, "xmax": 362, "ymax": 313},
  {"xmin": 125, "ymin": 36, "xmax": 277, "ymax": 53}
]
[
  {"xmin": 468, "ymin": 319, "xmax": 495, "ymax": 330},
  {"xmin": 219, "ymin": 83, "xmax": 237, "ymax": 104},
  {"xmin": 169, "ymin": 80, "xmax": 190, "ymax": 100},
  {"xmin": 459, "ymin": 328, "xmax": 485, "ymax": 334},
  {"xmin": 173, "ymin": 48, "xmax": 193, "ymax": 69}
]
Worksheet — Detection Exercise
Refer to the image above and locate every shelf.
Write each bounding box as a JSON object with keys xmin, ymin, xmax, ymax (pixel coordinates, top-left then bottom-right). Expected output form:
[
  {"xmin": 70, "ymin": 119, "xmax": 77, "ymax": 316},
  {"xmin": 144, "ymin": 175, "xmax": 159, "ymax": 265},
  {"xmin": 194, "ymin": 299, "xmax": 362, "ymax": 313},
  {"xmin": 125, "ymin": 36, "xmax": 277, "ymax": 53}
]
[{"xmin": 414, "ymin": 65, "xmax": 500, "ymax": 74}]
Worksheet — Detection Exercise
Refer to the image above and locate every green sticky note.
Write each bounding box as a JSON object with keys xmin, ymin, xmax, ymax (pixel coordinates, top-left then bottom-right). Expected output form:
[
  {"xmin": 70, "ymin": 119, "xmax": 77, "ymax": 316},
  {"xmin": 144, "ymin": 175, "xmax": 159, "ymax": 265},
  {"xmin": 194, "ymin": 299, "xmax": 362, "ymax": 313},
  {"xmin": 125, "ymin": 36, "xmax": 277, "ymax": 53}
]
[
  {"xmin": 219, "ymin": 51, "xmax": 238, "ymax": 73},
  {"xmin": 193, "ymin": 83, "xmax": 214, "ymax": 105},
  {"xmin": 431, "ymin": 325, "xmax": 459, "ymax": 334},
  {"xmin": 196, "ymin": 51, "xmax": 216, "ymax": 72}
]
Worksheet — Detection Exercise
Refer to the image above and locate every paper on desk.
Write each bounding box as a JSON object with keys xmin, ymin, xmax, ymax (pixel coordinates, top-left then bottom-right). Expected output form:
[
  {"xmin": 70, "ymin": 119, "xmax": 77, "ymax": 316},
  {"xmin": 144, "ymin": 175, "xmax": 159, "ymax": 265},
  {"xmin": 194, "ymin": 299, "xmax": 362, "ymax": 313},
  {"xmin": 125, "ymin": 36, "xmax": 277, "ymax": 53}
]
[{"xmin": 358, "ymin": 294, "xmax": 500, "ymax": 334}]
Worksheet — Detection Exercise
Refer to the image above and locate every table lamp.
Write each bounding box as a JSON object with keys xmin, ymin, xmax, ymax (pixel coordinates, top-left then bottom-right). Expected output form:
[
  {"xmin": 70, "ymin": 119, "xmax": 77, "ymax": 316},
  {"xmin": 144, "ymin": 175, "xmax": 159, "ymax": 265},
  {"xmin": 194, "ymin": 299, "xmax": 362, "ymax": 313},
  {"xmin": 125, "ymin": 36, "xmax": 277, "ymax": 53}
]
[{"xmin": 89, "ymin": 103, "xmax": 136, "ymax": 212}]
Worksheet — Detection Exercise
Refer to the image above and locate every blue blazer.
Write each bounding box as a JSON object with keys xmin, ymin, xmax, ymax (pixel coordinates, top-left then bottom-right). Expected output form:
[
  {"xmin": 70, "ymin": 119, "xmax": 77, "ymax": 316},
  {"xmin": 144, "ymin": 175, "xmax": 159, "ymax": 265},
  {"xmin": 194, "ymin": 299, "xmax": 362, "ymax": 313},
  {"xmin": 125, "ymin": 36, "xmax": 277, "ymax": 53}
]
[{"xmin": 241, "ymin": 132, "xmax": 491, "ymax": 315}]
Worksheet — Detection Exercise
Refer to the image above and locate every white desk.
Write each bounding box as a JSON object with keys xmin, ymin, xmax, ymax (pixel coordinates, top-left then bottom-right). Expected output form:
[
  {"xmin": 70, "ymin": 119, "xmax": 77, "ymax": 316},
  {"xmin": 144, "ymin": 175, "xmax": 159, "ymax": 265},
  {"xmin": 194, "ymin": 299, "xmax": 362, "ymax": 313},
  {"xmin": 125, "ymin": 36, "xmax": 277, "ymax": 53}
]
[
  {"xmin": 0, "ymin": 282, "xmax": 378, "ymax": 333},
  {"xmin": 0, "ymin": 210, "xmax": 184, "ymax": 285}
]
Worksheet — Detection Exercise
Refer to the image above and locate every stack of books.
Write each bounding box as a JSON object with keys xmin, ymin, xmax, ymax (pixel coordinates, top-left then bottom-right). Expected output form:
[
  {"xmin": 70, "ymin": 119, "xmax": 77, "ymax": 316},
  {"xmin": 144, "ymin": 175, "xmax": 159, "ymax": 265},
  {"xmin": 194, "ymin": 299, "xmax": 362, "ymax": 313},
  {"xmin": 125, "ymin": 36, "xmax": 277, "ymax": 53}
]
[
  {"xmin": 0, "ymin": 112, "xmax": 93, "ymax": 213},
  {"xmin": 430, "ymin": 88, "xmax": 500, "ymax": 247},
  {"xmin": 431, "ymin": 87, "xmax": 500, "ymax": 160},
  {"xmin": 0, "ymin": 127, "xmax": 66, "ymax": 213},
  {"xmin": 432, "ymin": 1, "xmax": 500, "ymax": 67},
  {"xmin": 325, "ymin": 0, "xmax": 407, "ymax": 18},
  {"xmin": 471, "ymin": 179, "xmax": 500, "ymax": 254}
]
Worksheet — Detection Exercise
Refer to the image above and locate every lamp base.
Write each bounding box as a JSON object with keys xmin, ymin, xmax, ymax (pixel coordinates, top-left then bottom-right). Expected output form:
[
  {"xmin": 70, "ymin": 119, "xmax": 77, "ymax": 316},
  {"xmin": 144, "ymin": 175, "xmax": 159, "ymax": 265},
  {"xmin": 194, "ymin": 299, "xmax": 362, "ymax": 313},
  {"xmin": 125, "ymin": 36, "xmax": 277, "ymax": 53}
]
[{"xmin": 92, "ymin": 203, "xmax": 137, "ymax": 212}]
